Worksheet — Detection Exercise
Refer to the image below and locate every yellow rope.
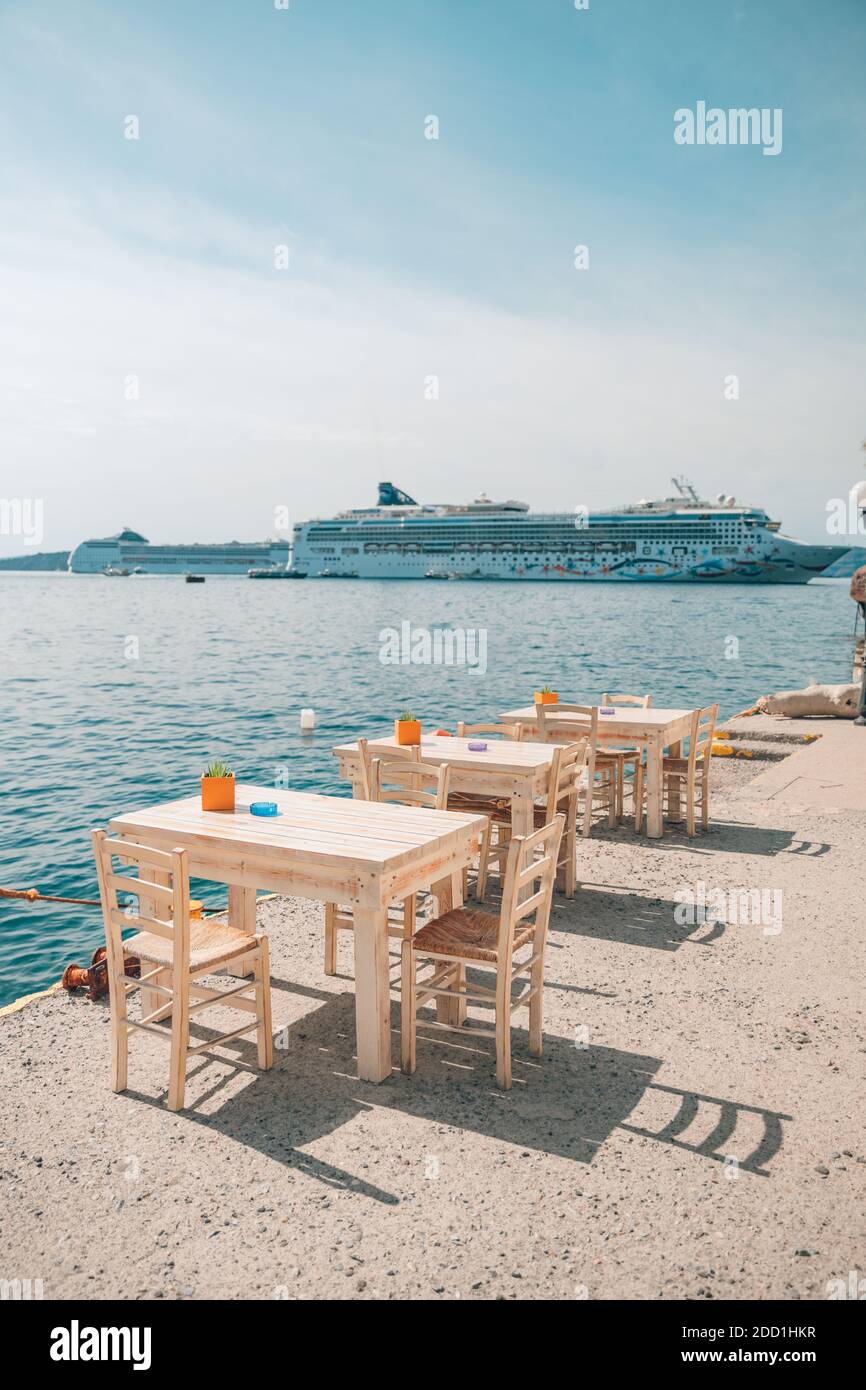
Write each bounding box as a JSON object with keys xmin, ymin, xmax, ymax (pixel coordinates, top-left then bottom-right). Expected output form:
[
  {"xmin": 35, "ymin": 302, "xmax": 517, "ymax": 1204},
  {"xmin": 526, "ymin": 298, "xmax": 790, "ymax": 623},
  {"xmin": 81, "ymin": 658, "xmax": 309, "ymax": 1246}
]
[
  {"xmin": 0, "ymin": 886, "xmax": 103, "ymax": 906},
  {"xmin": 0, "ymin": 885, "xmax": 281, "ymax": 912}
]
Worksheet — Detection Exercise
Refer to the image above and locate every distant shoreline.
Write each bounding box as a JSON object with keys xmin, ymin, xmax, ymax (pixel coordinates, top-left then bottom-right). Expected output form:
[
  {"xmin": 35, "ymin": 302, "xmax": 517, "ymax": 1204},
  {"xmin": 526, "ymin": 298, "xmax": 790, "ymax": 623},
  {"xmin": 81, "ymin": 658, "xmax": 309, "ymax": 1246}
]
[{"xmin": 0, "ymin": 551, "xmax": 69, "ymax": 572}]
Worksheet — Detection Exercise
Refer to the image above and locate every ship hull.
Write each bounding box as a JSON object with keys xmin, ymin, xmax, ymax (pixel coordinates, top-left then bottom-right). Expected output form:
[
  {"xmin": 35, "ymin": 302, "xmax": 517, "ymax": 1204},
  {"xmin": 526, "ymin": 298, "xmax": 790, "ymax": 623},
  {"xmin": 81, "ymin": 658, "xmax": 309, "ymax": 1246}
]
[
  {"xmin": 69, "ymin": 539, "xmax": 291, "ymax": 574},
  {"xmin": 290, "ymin": 537, "xmax": 847, "ymax": 584}
]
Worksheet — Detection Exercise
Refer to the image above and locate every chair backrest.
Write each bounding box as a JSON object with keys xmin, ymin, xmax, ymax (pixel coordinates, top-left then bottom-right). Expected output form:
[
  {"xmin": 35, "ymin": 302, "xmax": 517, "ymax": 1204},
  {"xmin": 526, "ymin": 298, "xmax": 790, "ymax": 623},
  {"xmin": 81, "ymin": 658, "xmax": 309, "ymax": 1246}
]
[
  {"xmin": 601, "ymin": 692, "xmax": 653, "ymax": 708},
  {"xmin": 457, "ymin": 721, "xmax": 520, "ymax": 740},
  {"xmin": 497, "ymin": 816, "xmax": 565, "ymax": 957},
  {"xmin": 370, "ymin": 758, "xmax": 451, "ymax": 809},
  {"xmin": 544, "ymin": 739, "xmax": 588, "ymax": 814},
  {"xmin": 536, "ymin": 701, "xmax": 598, "ymax": 749},
  {"xmin": 91, "ymin": 831, "xmax": 190, "ymax": 979},
  {"xmin": 355, "ymin": 736, "xmax": 372, "ymax": 799},
  {"xmin": 689, "ymin": 703, "xmax": 719, "ymax": 767}
]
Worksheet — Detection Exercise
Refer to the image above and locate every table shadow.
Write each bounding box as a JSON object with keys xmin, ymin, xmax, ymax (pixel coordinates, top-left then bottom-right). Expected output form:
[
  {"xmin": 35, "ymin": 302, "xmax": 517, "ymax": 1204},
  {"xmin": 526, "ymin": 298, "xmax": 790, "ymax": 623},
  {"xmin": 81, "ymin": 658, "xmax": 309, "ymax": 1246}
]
[{"xmin": 122, "ymin": 985, "xmax": 790, "ymax": 1196}]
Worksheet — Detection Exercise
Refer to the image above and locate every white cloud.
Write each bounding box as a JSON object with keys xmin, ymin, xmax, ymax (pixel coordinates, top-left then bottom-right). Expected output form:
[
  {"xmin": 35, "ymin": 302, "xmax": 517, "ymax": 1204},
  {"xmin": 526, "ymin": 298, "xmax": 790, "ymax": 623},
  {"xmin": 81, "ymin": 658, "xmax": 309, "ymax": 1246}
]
[{"xmin": 1, "ymin": 167, "xmax": 864, "ymax": 553}]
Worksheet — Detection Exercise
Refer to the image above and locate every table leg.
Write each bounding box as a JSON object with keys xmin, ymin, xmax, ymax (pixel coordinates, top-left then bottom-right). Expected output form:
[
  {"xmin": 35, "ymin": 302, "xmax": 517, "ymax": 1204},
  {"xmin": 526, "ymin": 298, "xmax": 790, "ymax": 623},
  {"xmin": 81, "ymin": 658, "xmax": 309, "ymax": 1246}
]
[
  {"xmin": 646, "ymin": 736, "xmax": 664, "ymax": 838},
  {"xmin": 667, "ymin": 739, "xmax": 682, "ymax": 822},
  {"xmin": 352, "ymin": 905, "xmax": 393, "ymax": 1082},
  {"xmin": 226, "ymin": 886, "xmax": 257, "ymax": 979},
  {"xmin": 431, "ymin": 870, "xmax": 462, "ymax": 915}
]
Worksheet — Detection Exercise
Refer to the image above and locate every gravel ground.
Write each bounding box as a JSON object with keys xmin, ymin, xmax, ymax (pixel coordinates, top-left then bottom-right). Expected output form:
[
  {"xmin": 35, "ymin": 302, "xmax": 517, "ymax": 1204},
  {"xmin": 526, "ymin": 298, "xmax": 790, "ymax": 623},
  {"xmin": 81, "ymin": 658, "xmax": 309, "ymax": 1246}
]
[{"xmin": 2, "ymin": 718, "xmax": 865, "ymax": 1301}]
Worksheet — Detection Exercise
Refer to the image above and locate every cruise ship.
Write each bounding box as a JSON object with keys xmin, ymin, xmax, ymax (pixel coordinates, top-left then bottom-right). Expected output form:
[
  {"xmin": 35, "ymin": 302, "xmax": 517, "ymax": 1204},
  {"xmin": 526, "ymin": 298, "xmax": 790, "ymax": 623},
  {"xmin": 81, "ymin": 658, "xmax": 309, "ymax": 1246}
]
[
  {"xmin": 68, "ymin": 528, "xmax": 290, "ymax": 575},
  {"xmin": 290, "ymin": 480, "xmax": 847, "ymax": 583}
]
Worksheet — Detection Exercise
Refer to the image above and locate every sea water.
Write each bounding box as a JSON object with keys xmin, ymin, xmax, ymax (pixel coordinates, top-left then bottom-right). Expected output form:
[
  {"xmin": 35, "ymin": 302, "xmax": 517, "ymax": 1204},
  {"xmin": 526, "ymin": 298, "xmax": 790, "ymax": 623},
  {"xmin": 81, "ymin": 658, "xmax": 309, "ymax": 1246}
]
[{"xmin": 0, "ymin": 572, "xmax": 855, "ymax": 1004}]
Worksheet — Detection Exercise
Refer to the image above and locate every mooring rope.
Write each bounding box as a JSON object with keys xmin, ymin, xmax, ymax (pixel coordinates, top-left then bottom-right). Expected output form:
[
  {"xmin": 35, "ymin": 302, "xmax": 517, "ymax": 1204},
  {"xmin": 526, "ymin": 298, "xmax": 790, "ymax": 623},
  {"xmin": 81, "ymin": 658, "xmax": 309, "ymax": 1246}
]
[
  {"xmin": 0, "ymin": 886, "xmax": 104, "ymax": 906},
  {"xmin": 0, "ymin": 884, "xmax": 276, "ymax": 916}
]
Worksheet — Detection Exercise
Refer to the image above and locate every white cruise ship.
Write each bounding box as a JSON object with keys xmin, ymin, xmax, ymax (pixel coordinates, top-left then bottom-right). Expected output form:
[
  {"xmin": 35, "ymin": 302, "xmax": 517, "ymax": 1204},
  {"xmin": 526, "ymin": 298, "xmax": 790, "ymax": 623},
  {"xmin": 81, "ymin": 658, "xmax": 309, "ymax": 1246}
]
[
  {"xmin": 68, "ymin": 528, "xmax": 290, "ymax": 575},
  {"xmin": 290, "ymin": 479, "xmax": 846, "ymax": 584}
]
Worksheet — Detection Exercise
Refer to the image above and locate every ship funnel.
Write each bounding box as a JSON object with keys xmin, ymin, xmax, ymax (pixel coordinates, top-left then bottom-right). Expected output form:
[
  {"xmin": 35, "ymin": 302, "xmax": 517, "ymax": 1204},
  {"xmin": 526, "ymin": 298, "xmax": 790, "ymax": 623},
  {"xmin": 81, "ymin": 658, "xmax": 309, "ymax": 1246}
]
[{"xmin": 378, "ymin": 482, "xmax": 418, "ymax": 507}]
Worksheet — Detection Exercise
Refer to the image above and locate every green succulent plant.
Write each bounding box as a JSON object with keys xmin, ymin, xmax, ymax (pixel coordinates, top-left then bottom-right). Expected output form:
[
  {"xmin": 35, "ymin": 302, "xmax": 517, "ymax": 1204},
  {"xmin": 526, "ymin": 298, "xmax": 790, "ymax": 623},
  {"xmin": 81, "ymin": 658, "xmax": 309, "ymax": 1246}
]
[
  {"xmin": 203, "ymin": 758, "xmax": 233, "ymax": 779},
  {"xmin": 397, "ymin": 709, "xmax": 416, "ymax": 722}
]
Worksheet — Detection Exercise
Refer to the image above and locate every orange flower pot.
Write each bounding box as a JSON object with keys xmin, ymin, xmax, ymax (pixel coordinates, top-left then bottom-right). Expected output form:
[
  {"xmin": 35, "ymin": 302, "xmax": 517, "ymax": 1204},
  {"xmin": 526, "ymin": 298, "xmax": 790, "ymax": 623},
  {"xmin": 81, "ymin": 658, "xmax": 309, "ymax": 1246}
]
[
  {"xmin": 534, "ymin": 691, "xmax": 558, "ymax": 705},
  {"xmin": 395, "ymin": 719, "xmax": 421, "ymax": 746},
  {"xmin": 201, "ymin": 774, "xmax": 235, "ymax": 812}
]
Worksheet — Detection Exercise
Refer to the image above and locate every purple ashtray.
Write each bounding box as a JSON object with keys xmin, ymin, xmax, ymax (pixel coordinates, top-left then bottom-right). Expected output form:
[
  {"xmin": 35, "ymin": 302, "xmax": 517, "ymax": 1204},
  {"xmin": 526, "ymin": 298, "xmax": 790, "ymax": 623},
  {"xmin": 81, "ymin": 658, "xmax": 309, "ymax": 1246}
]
[
  {"xmin": 467, "ymin": 741, "xmax": 488, "ymax": 752},
  {"xmin": 599, "ymin": 707, "xmax": 617, "ymax": 716}
]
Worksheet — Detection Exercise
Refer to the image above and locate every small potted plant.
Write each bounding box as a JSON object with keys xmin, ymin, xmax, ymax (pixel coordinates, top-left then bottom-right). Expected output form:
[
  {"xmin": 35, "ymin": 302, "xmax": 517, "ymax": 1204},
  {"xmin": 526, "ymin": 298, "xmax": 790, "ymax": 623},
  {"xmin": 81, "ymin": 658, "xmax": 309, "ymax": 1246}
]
[
  {"xmin": 395, "ymin": 709, "xmax": 421, "ymax": 746},
  {"xmin": 534, "ymin": 684, "xmax": 559, "ymax": 705},
  {"xmin": 201, "ymin": 757, "xmax": 235, "ymax": 812}
]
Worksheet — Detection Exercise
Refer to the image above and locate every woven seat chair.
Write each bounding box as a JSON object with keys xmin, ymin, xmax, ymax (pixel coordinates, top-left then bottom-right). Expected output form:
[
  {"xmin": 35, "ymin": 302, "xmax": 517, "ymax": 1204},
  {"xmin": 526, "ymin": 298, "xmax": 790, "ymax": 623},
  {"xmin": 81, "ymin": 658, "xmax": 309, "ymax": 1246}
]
[
  {"xmin": 91, "ymin": 832, "xmax": 273, "ymax": 1112},
  {"xmin": 535, "ymin": 703, "xmax": 616, "ymax": 835},
  {"xmin": 634, "ymin": 703, "xmax": 718, "ymax": 836},
  {"xmin": 440, "ymin": 721, "xmax": 525, "ymax": 899},
  {"xmin": 447, "ymin": 721, "xmax": 524, "ymax": 814},
  {"xmin": 597, "ymin": 692, "xmax": 652, "ymax": 820},
  {"xmin": 471, "ymin": 740, "xmax": 586, "ymax": 899},
  {"xmin": 324, "ymin": 753, "xmax": 451, "ymax": 976},
  {"xmin": 346, "ymin": 736, "xmax": 372, "ymax": 799},
  {"xmin": 401, "ymin": 815, "xmax": 564, "ymax": 1089}
]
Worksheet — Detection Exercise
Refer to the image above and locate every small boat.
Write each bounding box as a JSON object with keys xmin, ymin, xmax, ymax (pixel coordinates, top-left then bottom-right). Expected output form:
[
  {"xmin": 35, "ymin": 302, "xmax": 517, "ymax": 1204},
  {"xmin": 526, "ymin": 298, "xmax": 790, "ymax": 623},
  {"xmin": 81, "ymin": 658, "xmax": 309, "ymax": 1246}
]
[
  {"xmin": 102, "ymin": 565, "xmax": 130, "ymax": 577},
  {"xmin": 247, "ymin": 568, "xmax": 307, "ymax": 579},
  {"xmin": 317, "ymin": 569, "xmax": 359, "ymax": 579},
  {"xmin": 185, "ymin": 574, "xmax": 205, "ymax": 584}
]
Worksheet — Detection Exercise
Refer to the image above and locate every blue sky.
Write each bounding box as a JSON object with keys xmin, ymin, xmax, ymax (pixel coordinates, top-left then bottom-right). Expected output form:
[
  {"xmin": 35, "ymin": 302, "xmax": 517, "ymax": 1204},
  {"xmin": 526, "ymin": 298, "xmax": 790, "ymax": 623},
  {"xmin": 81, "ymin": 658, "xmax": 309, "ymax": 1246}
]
[{"xmin": 1, "ymin": 0, "xmax": 865, "ymax": 550}]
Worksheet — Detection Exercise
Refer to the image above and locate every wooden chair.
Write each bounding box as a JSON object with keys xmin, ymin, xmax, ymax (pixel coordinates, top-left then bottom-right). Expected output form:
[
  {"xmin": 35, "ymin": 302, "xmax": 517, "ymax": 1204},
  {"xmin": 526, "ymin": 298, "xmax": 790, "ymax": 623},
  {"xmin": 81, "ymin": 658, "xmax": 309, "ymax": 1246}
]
[
  {"xmin": 601, "ymin": 693, "xmax": 653, "ymax": 708},
  {"xmin": 349, "ymin": 736, "xmax": 372, "ymax": 800},
  {"xmin": 445, "ymin": 722, "xmax": 522, "ymax": 898},
  {"xmin": 599, "ymin": 693, "xmax": 652, "ymax": 820},
  {"xmin": 449, "ymin": 721, "xmax": 524, "ymax": 812},
  {"xmin": 633, "ymin": 703, "xmax": 718, "ymax": 835},
  {"xmin": 535, "ymin": 704, "xmax": 616, "ymax": 836},
  {"xmin": 91, "ymin": 831, "xmax": 273, "ymax": 1112},
  {"xmin": 456, "ymin": 721, "xmax": 523, "ymax": 741},
  {"xmin": 470, "ymin": 740, "xmax": 586, "ymax": 900},
  {"xmin": 370, "ymin": 756, "xmax": 452, "ymax": 808},
  {"xmin": 401, "ymin": 815, "xmax": 565, "ymax": 1089},
  {"xmin": 324, "ymin": 755, "xmax": 451, "ymax": 975},
  {"xmin": 538, "ymin": 739, "xmax": 586, "ymax": 896}
]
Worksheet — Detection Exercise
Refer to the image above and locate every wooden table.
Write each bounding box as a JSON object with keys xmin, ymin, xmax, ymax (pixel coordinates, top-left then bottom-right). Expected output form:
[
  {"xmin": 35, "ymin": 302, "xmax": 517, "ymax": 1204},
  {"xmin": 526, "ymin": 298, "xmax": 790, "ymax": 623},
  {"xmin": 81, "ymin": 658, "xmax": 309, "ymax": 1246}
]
[
  {"xmin": 499, "ymin": 706, "xmax": 695, "ymax": 838},
  {"xmin": 332, "ymin": 733, "xmax": 559, "ymax": 843},
  {"xmin": 108, "ymin": 785, "xmax": 484, "ymax": 1084}
]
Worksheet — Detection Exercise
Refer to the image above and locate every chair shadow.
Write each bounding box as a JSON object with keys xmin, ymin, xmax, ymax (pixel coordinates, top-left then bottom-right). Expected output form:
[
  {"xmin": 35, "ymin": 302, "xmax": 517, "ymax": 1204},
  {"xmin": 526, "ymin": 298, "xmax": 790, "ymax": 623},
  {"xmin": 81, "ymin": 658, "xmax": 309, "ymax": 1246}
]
[
  {"xmin": 593, "ymin": 818, "xmax": 831, "ymax": 858},
  {"xmin": 548, "ymin": 886, "xmax": 725, "ymax": 952},
  {"xmin": 123, "ymin": 985, "xmax": 790, "ymax": 1195},
  {"xmin": 479, "ymin": 878, "xmax": 724, "ymax": 954}
]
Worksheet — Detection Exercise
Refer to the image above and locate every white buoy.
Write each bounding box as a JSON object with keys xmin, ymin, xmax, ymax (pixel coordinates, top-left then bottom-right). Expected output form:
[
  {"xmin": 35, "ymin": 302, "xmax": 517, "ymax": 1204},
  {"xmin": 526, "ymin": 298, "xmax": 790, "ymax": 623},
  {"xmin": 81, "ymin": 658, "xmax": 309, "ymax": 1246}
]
[{"xmin": 300, "ymin": 708, "xmax": 316, "ymax": 732}]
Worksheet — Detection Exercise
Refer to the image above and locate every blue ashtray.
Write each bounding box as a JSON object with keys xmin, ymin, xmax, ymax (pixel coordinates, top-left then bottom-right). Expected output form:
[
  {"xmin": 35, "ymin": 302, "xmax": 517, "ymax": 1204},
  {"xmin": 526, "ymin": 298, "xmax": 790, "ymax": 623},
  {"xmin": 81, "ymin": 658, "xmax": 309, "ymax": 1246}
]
[
  {"xmin": 250, "ymin": 801, "xmax": 279, "ymax": 817},
  {"xmin": 467, "ymin": 741, "xmax": 488, "ymax": 752}
]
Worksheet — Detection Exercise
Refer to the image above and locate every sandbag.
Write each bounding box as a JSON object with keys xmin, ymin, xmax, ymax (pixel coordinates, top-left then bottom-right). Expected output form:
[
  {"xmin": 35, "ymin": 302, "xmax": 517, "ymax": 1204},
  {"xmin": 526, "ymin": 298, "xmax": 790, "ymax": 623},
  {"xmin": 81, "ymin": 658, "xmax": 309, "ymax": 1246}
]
[{"xmin": 757, "ymin": 684, "xmax": 860, "ymax": 718}]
